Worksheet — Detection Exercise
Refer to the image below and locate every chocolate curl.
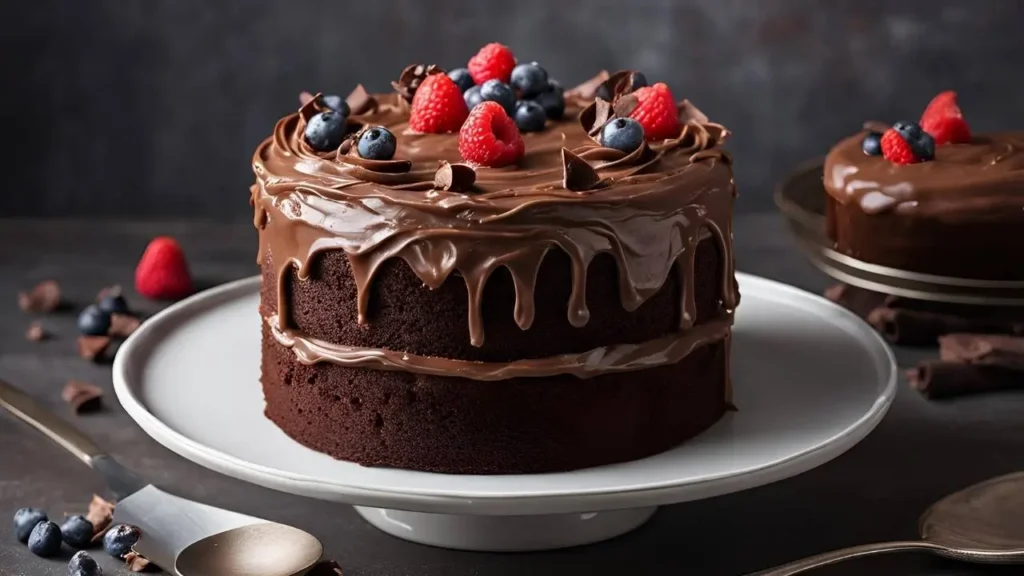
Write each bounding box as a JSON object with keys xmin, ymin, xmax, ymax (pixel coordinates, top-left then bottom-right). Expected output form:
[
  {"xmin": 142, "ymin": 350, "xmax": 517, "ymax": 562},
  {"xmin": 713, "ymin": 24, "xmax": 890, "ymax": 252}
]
[
  {"xmin": 595, "ymin": 70, "xmax": 646, "ymax": 103},
  {"xmin": 578, "ymin": 98, "xmax": 614, "ymax": 138},
  {"xmin": 941, "ymin": 333, "xmax": 1024, "ymax": 368},
  {"xmin": 434, "ymin": 161, "xmax": 476, "ymax": 192},
  {"xmin": 565, "ymin": 70, "xmax": 610, "ymax": 100},
  {"xmin": 298, "ymin": 91, "xmax": 315, "ymax": 106},
  {"xmin": 392, "ymin": 64, "xmax": 444, "ymax": 102},
  {"xmin": 908, "ymin": 360, "xmax": 1024, "ymax": 400},
  {"xmin": 561, "ymin": 148, "xmax": 604, "ymax": 192},
  {"xmin": 298, "ymin": 92, "xmax": 322, "ymax": 122},
  {"xmin": 346, "ymin": 84, "xmax": 378, "ymax": 116}
]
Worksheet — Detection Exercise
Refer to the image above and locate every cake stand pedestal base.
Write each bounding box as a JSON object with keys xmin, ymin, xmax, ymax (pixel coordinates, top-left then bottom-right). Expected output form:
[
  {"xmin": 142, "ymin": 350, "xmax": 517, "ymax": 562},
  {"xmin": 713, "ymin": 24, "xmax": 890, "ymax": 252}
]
[{"xmin": 353, "ymin": 506, "xmax": 658, "ymax": 551}]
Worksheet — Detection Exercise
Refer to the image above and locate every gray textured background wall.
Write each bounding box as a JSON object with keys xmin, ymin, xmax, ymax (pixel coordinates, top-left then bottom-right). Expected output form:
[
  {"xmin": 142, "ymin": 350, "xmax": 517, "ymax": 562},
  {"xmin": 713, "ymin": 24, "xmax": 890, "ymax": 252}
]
[{"xmin": 3, "ymin": 0, "xmax": 1022, "ymax": 218}]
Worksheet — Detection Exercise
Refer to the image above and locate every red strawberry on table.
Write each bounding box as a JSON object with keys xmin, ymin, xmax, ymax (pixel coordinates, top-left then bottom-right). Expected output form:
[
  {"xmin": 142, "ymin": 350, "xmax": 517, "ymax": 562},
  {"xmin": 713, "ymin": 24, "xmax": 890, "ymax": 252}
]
[
  {"xmin": 135, "ymin": 237, "xmax": 194, "ymax": 300},
  {"xmin": 629, "ymin": 82, "xmax": 682, "ymax": 141},
  {"xmin": 458, "ymin": 101, "xmax": 525, "ymax": 168},
  {"xmin": 468, "ymin": 43, "xmax": 516, "ymax": 85},
  {"xmin": 920, "ymin": 91, "xmax": 971, "ymax": 145},
  {"xmin": 409, "ymin": 72, "xmax": 469, "ymax": 134}
]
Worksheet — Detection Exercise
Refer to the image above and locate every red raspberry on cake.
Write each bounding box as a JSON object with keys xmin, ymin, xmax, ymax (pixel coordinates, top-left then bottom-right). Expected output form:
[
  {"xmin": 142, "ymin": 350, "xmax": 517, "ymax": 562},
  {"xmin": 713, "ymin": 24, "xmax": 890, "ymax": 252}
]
[
  {"xmin": 920, "ymin": 91, "xmax": 971, "ymax": 145},
  {"xmin": 468, "ymin": 43, "xmax": 516, "ymax": 85},
  {"xmin": 629, "ymin": 82, "xmax": 682, "ymax": 141},
  {"xmin": 409, "ymin": 72, "xmax": 469, "ymax": 133},
  {"xmin": 458, "ymin": 100, "xmax": 525, "ymax": 167},
  {"xmin": 880, "ymin": 121, "xmax": 935, "ymax": 166}
]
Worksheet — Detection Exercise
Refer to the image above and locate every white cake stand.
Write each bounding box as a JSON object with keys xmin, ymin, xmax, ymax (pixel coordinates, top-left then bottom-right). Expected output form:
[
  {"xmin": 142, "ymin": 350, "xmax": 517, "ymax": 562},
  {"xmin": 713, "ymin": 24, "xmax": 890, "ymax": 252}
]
[{"xmin": 112, "ymin": 273, "xmax": 896, "ymax": 552}]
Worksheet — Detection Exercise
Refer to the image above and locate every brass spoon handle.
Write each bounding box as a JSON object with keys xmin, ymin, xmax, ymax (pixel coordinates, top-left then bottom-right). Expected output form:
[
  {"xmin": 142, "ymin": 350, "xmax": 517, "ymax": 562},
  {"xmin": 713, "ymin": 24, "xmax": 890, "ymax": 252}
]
[
  {"xmin": 753, "ymin": 540, "xmax": 946, "ymax": 575},
  {"xmin": 0, "ymin": 377, "xmax": 102, "ymax": 464}
]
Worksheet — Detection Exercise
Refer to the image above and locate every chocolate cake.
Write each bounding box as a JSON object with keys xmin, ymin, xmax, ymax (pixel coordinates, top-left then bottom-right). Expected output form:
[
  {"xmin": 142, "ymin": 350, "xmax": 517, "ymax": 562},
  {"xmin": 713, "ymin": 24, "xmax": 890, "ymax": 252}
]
[
  {"xmin": 824, "ymin": 92, "xmax": 1024, "ymax": 280},
  {"xmin": 250, "ymin": 45, "xmax": 739, "ymax": 474}
]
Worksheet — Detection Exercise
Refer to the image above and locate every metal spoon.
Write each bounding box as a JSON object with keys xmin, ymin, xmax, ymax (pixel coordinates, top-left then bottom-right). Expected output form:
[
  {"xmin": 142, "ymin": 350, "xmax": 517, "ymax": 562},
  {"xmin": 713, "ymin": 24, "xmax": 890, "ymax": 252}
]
[
  {"xmin": 753, "ymin": 472, "xmax": 1024, "ymax": 575},
  {"xmin": 0, "ymin": 378, "xmax": 324, "ymax": 576}
]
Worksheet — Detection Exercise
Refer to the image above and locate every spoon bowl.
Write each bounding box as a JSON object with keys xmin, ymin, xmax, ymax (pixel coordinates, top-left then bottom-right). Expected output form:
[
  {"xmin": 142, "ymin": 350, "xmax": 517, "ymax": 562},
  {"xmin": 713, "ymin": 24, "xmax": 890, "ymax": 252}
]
[{"xmin": 176, "ymin": 523, "xmax": 324, "ymax": 576}]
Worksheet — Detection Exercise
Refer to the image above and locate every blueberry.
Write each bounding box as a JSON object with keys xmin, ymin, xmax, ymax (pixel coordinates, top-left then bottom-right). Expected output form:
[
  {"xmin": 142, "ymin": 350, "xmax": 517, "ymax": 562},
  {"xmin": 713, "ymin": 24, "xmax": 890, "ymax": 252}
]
[
  {"xmin": 510, "ymin": 62, "xmax": 549, "ymax": 98},
  {"xmin": 861, "ymin": 131, "xmax": 883, "ymax": 156},
  {"xmin": 61, "ymin": 515, "xmax": 94, "ymax": 549},
  {"xmin": 547, "ymin": 79, "xmax": 564, "ymax": 95},
  {"xmin": 513, "ymin": 101, "xmax": 547, "ymax": 132},
  {"xmin": 357, "ymin": 127, "xmax": 397, "ymax": 160},
  {"xmin": 97, "ymin": 293, "xmax": 129, "ymax": 315},
  {"xmin": 304, "ymin": 111, "xmax": 347, "ymax": 151},
  {"xmin": 319, "ymin": 94, "xmax": 351, "ymax": 118},
  {"xmin": 600, "ymin": 117, "xmax": 645, "ymax": 153},
  {"xmin": 892, "ymin": 120, "xmax": 935, "ymax": 160},
  {"xmin": 447, "ymin": 68, "xmax": 475, "ymax": 93},
  {"xmin": 533, "ymin": 90, "xmax": 565, "ymax": 120},
  {"xmin": 13, "ymin": 508, "xmax": 48, "ymax": 543},
  {"xmin": 102, "ymin": 524, "xmax": 140, "ymax": 559},
  {"xmin": 464, "ymin": 85, "xmax": 484, "ymax": 111},
  {"xmin": 27, "ymin": 521, "xmax": 62, "ymax": 557},
  {"xmin": 479, "ymin": 80, "xmax": 517, "ymax": 116},
  {"xmin": 77, "ymin": 305, "xmax": 111, "ymax": 336},
  {"xmin": 68, "ymin": 550, "xmax": 102, "ymax": 576}
]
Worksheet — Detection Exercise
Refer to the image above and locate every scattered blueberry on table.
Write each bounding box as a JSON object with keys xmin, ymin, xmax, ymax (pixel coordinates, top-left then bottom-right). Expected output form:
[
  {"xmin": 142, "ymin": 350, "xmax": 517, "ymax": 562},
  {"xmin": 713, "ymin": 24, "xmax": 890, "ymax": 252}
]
[
  {"xmin": 13, "ymin": 508, "xmax": 48, "ymax": 543},
  {"xmin": 479, "ymin": 79, "xmax": 517, "ymax": 116},
  {"xmin": 97, "ymin": 293, "xmax": 129, "ymax": 315},
  {"xmin": 304, "ymin": 111, "xmax": 347, "ymax": 151},
  {"xmin": 600, "ymin": 117, "xmax": 646, "ymax": 153},
  {"xmin": 60, "ymin": 514, "xmax": 94, "ymax": 549},
  {"xmin": 447, "ymin": 68, "xmax": 475, "ymax": 93},
  {"xmin": 27, "ymin": 521, "xmax": 62, "ymax": 557},
  {"xmin": 103, "ymin": 523, "xmax": 141, "ymax": 559},
  {"xmin": 68, "ymin": 550, "xmax": 103, "ymax": 576},
  {"xmin": 76, "ymin": 305, "xmax": 111, "ymax": 336},
  {"xmin": 357, "ymin": 127, "xmax": 398, "ymax": 161},
  {"xmin": 513, "ymin": 100, "xmax": 547, "ymax": 132},
  {"xmin": 510, "ymin": 62, "xmax": 549, "ymax": 98}
]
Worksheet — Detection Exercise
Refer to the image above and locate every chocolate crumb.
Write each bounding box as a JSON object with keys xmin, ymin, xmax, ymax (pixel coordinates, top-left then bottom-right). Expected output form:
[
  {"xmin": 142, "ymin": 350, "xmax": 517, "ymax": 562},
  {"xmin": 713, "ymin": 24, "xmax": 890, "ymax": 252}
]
[
  {"xmin": 18, "ymin": 280, "xmax": 61, "ymax": 313},
  {"xmin": 78, "ymin": 335, "xmax": 111, "ymax": 362},
  {"xmin": 109, "ymin": 314, "xmax": 142, "ymax": 338},
  {"xmin": 96, "ymin": 284, "xmax": 122, "ymax": 303},
  {"xmin": 124, "ymin": 550, "xmax": 155, "ymax": 572},
  {"xmin": 561, "ymin": 148, "xmax": 603, "ymax": 192},
  {"xmin": 392, "ymin": 64, "xmax": 444, "ymax": 102},
  {"xmin": 346, "ymin": 84, "xmax": 378, "ymax": 116},
  {"xmin": 612, "ymin": 93, "xmax": 639, "ymax": 118},
  {"xmin": 62, "ymin": 381, "xmax": 103, "ymax": 414},
  {"xmin": 434, "ymin": 161, "xmax": 477, "ymax": 192},
  {"xmin": 86, "ymin": 494, "xmax": 116, "ymax": 542},
  {"xmin": 307, "ymin": 560, "xmax": 344, "ymax": 575},
  {"xmin": 25, "ymin": 321, "xmax": 46, "ymax": 342}
]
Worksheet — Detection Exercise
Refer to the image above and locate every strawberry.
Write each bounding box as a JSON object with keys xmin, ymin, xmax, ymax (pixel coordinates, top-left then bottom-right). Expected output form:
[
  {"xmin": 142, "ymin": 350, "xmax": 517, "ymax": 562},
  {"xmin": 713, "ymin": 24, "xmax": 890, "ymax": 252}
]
[
  {"xmin": 880, "ymin": 121, "xmax": 935, "ymax": 166},
  {"xmin": 467, "ymin": 43, "xmax": 516, "ymax": 85},
  {"xmin": 629, "ymin": 82, "xmax": 682, "ymax": 141},
  {"xmin": 920, "ymin": 91, "xmax": 971, "ymax": 145},
  {"xmin": 135, "ymin": 237, "xmax": 194, "ymax": 300},
  {"xmin": 458, "ymin": 101, "xmax": 525, "ymax": 167},
  {"xmin": 409, "ymin": 72, "xmax": 469, "ymax": 134}
]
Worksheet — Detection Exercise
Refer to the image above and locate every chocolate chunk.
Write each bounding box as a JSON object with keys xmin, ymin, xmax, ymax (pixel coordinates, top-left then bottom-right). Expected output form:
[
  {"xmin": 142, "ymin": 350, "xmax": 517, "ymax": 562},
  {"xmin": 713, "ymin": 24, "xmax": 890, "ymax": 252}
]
[
  {"xmin": 306, "ymin": 560, "xmax": 344, "ymax": 575},
  {"xmin": 561, "ymin": 148, "xmax": 603, "ymax": 192},
  {"xmin": 392, "ymin": 64, "xmax": 444, "ymax": 102},
  {"xmin": 86, "ymin": 494, "xmax": 116, "ymax": 542},
  {"xmin": 96, "ymin": 285, "xmax": 122, "ymax": 303},
  {"xmin": 346, "ymin": 84, "xmax": 378, "ymax": 116},
  {"xmin": 612, "ymin": 93, "xmax": 639, "ymax": 118},
  {"xmin": 434, "ymin": 162, "xmax": 477, "ymax": 192},
  {"xmin": 109, "ymin": 314, "xmax": 142, "ymax": 338},
  {"xmin": 124, "ymin": 551, "xmax": 155, "ymax": 572},
  {"xmin": 78, "ymin": 335, "xmax": 111, "ymax": 362},
  {"xmin": 25, "ymin": 321, "xmax": 46, "ymax": 342},
  {"xmin": 566, "ymin": 71, "xmax": 610, "ymax": 100},
  {"xmin": 62, "ymin": 381, "xmax": 103, "ymax": 414},
  {"xmin": 18, "ymin": 280, "xmax": 61, "ymax": 313}
]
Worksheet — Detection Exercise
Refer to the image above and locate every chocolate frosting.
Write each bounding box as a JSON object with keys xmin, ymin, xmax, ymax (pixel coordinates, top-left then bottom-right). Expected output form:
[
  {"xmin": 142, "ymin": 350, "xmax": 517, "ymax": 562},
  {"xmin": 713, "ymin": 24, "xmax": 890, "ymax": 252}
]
[
  {"xmin": 252, "ymin": 83, "xmax": 737, "ymax": 380},
  {"xmin": 824, "ymin": 131, "xmax": 1024, "ymax": 218}
]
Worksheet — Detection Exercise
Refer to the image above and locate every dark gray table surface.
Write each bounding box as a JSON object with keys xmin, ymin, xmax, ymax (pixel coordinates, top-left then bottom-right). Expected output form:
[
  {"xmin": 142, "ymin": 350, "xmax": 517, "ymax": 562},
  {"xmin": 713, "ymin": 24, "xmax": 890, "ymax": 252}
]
[{"xmin": 2, "ymin": 214, "xmax": 1022, "ymax": 576}]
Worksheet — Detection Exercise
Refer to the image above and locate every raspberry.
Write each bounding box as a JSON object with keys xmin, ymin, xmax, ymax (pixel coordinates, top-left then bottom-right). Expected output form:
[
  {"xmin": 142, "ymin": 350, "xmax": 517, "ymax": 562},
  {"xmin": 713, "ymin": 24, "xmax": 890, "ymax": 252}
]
[
  {"xmin": 880, "ymin": 128, "xmax": 920, "ymax": 165},
  {"xmin": 458, "ymin": 101, "xmax": 525, "ymax": 167},
  {"xmin": 135, "ymin": 237, "xmax": 194, "ymax": 300},
  {"xmin": 409, "ymin": 72, "xmax": 469, "ymax": 133},
  {"xmin": 629, "ymin": 82, "xmax": 682, "ymax": 141},
  {"xmin": 920, "ymin": 91, "xmax": 971, "ymax": 145},
  {"xmin": 468, "ymin": 43, "xmax": 516, "ymax": 85}
]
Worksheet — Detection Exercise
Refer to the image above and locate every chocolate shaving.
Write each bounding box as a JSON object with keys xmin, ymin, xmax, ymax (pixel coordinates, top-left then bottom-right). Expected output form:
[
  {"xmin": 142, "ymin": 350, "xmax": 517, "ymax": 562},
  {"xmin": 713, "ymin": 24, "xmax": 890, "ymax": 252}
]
[
  {"xmin": 109, "ymin": 314, "xmax": 142, "ymax": 338},
  {"xmin": 596, "ymin": 70, "xmax": 646, "ymax": 103},
  {"xmin": 96, "ymin": 285, "xmax": 122, "ymax": 303},
  {"xmin": 578, "ymin": 98, "xmax": 614, "ymax": 137},
  {"xmin": 78, "ymin": 335, "xmax": 111, "ymax": 362},
  {"xmin": 306, "ymin": 560, "xmax": 344, "ymax": 575},
  {"xmin": 392, "ymin": 64, "xmax": 444, "ymax": 102},
  {"xmin": 299, "ymin": 91, "xmax": 315, "ymax": 106},
  {"xmin": 346, "ymin": 84, "xmax": 378, "ymax": 116},
  {"xmin": 863, "ymin": 120, "xmax": 891, "ymax": 134},
  {"xmin": 611, "ymin": 93, "xmax": 639, "ymax": 118},
  {"xmin": 62, "ymin": 381, "xmax": 103, "ymax": 414},
  {"xmin": 678, "ymin": 99, "xmax": 710, "ymax": 125},
  {"xmin": 298, "ymin": 92, "xmax": 322, "ymax": 122},
  {"xmin": 18, "ymin": 280, "xmax": 61, "ymax": 313},
  {"xmin": 561, "ymin": 148, "xmax": 603, "ymax": 192},
  {"xmin": 124, "ymin": 550, "xmax": 155, "ymax": 572},
  {"xmin": 434, "ymin": 161, "xmax": 477, "ymax": 192},
  {"xmin": 25, "ymin": 321, "xmax": 46, "ymax": 341},
  {"xmin": 565, "ymin": 70, "xmax": 610, "ymax": 100},
  {"xmin": 86, "ymin": 494, "xmax": 115, "ymax": 542}
]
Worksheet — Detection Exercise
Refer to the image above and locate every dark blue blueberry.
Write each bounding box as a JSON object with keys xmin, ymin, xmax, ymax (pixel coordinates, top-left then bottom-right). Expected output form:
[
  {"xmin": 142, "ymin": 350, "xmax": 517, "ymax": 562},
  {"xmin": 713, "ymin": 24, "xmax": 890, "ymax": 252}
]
[
  {"xmin": 98, "ymin": 293, "xmax": 129, "ymax": 315},
  {"xmin": 13, "ymin": 508, "xmax": 48, "ymax": 543},
  {"xmin": 447, "ymin": 68, "xmax": 475, "ymax": 93},
  {"xmin": 303, "ymin": 111, "xmax": 347, "ymax": 151},
  {"xmin": 599, "ymin": 117, "xmax": 645, "ymax": 153},
  {"xmin": 479, "ymin": 80, "xmax": 517, "ymax": 116},
  {"xmin": 61, "ymin": 515, "xmax": 94, "ymax": 549},
  {"xmin": 861, "ymin": 131, "xmax": 883, "ymax": 156},
  {"xmin": 464, "ymin": 85, "xmax": 484, "ymax": 111},
  {"xmin": 77, "ymin": 305, "xmax": 111, "ymax": 336},
  {"xmin": 319, "ymin": 94, "xmax": 351, "ymax": 118},
  {"xmin": 27, "ymin": 521, "xmax": 62, "ymax": 557},
  {"xmin": 103, "ymin": 524, "xmax": 140, "ymax": 559},
  {"xmin": 510, "ymin": 62, "xmax": 549, "ymax": 98},
  {"xmin": 547, "ymin": 79, "xmax": 564, "ymax": 95},
  {"xmin": 892, "ymin": 120, "xmax": 935, "ymax": 160},
  {"xmin": 513, "ymin": 101, "xmax": 547, "ymax": 132},
  {"xmin": 68, "ymin": 550, "xmax": 102, "ymax": 576},
  {"xmin": 533, "ymin": 90, "xmax": 565, "ymax": 120},
  {"xmin": 357, "ymin": 127, "xmax": 397, "ymax": 160}
]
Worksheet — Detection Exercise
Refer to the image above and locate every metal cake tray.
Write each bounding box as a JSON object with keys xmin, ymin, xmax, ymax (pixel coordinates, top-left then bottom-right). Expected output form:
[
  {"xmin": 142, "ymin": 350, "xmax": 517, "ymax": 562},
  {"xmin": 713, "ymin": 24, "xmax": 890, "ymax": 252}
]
[{"xmin": 774, "ymin": 159, "xmax": 1024, "ymax": 307}]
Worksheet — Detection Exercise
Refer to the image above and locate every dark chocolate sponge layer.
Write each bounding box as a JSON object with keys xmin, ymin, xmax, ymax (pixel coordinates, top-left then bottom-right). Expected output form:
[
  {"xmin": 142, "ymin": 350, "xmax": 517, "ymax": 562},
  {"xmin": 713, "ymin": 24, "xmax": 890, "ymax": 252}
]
[
  {"xmin": 827, "ymin": 197, "xmax": 1024, "ymax": 281},
  {"xmin": 261, "ymin": 239, "xmax": 724, "ymax": 362},
  {"xmin": 262, "ymin": 322, "xmax": 728, "ymax": 474}
]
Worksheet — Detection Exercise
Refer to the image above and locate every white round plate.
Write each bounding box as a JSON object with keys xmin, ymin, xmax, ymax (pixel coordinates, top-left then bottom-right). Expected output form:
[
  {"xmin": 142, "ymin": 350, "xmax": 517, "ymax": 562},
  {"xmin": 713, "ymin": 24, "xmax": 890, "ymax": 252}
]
[{"xmin": 114, "ymin": 273, "xmax": 896, "ymax": 551}]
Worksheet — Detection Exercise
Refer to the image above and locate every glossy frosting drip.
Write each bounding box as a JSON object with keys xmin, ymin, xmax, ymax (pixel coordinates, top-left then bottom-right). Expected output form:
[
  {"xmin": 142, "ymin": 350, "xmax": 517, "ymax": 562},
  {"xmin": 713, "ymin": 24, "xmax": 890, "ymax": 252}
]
[
  {"xmin": 252, "ymin": 79, "xmax": 737, "ymax": 377},
  {"xmin": 824, "ymin": 131, "xmax": 1024, "ymax": 218}
]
